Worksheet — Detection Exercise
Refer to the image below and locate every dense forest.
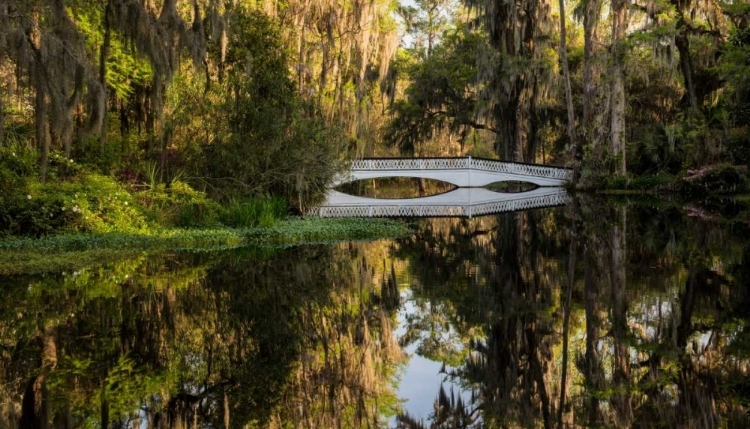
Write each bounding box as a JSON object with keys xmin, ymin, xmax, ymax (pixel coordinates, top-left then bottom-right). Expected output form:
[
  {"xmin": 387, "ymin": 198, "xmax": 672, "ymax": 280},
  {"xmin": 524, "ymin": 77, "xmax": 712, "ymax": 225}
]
[
  {"xmin": 0, "ymin": 0, "xmax": 749, "ymax": 236},
  {"xmin": 385, "ymin": 0, "xmax": 750, "ymax": 186}
]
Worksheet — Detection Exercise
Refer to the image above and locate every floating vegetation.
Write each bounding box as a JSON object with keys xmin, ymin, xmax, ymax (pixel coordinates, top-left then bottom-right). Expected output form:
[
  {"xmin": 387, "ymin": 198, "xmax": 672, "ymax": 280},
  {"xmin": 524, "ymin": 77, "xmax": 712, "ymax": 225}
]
[{"xmin": 0, "ymin": 218, "xmax": 410, "ymax": 275}]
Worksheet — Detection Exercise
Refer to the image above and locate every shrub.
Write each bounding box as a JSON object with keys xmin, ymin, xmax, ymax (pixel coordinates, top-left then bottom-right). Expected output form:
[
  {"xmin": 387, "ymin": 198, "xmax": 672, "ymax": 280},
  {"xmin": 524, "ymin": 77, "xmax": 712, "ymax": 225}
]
[
  {"xmin": 221, "ymin": 196, "xmax": 289, "ymax": 228},
  {"xmin": 39, "ymin": 173, "xmax": 152, "ymax": 233},
  {"xmin": 0, "ymin": 193, "xmax": 78, "ymax": 237},
  {"xmin": 681, "ymin": 164, "xmax": 750, "ymax": 195},
  {"xmin": 606, "ymin": 174, "xmax": 628, "ymax": 189},
  {"xmin": 726, "ymin": 127, "xmax": 750, "ymax": 165},
  {"xmin": 137, "ymin": 181, "xmax": 222, "ymax": 227},
  {"xmin": 71, "ymin": 135, "xmax": 137, "ymax": 175}
]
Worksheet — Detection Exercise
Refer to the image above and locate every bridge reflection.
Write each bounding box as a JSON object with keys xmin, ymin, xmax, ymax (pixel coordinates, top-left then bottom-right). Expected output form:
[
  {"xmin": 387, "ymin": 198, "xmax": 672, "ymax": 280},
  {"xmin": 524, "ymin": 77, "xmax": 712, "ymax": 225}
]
[{"xmin": 309, "ymin": 187, "xmax": 569, "ymax": 218}]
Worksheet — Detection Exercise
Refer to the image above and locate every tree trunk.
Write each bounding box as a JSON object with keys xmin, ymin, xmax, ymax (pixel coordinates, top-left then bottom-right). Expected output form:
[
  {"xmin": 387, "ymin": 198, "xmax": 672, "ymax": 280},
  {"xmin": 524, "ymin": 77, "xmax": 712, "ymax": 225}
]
[
  {"xmin": 675, "ymin": 30, "xmax": 698, "ymax": 111},
  {"xmin": 223, "ymin": 389, "xmax": 230, "ymax": 429},
  {"xmin": 524, "ymin": 82, "xmax": 540, "ymax": 162},
  {"xmin": 100, "ymin": 388, "xmax": 109, "ymax": 429},
  {"xmin": 99, "ymin": 0, "xmax": 112, "ymax": 148},
  {"xmin": 19, "ymin": 326, "xmax": 57, "ymax": 429},
  {"xmin": 609, "ymin": 206, "xmax": 632, "ymax": 424},
  {"xmin": 0, "ymin": 90, "xmax": 5, "ymax": 146},
  {"xmin": 584, "ymin": 242, "xmax": 604, "ymax": 426},
  {"xmin": 557, "ymin": 0, "xmax": 576, "ymax": 148},
  {"xmin": 610, "ymin": 0, "xmax": 627, "ymax": 174},
  {"xmin": 558, "ymin": 197, "xmax": 580, "ymax": 428},
  {"xmin": 580, "ymin": 0, "xmax": 601, "ymax": 168},
  {"xmin": 36, "ymin": 75, "xmax": 50, "ymax": 182}
]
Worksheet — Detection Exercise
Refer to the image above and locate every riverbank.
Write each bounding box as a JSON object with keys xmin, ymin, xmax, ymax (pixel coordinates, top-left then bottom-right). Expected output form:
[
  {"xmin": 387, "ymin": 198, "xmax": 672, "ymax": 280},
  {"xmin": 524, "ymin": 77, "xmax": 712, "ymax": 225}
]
[
  {"xmin": 0, "ymin": 146, "xmax": 417, "ymax": 275},
  {"xmin": 577, "ymin": 163, "xmax": 750, "ymax": 195}
]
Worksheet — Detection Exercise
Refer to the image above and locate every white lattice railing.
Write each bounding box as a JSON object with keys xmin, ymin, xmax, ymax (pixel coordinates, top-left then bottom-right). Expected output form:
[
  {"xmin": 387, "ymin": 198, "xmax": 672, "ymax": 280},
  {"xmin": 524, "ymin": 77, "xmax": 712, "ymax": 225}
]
[
  {"xmin": 309, "ymin": 193, "xmax": 570, "ymax": 218},
  {"xmin": 350, "ymin": 157, "xmax": 572, "ymax": 180},
  {"xmin": 469, "ymin": 192, "xmax": 570, "ymax": 216},
  {"xmin": 468, "ymin": 158, "xmax": 571, "ymax": 180},
  {"xmin": 351, "ymin": 158, "xmax": 468, "ymax": 171}
]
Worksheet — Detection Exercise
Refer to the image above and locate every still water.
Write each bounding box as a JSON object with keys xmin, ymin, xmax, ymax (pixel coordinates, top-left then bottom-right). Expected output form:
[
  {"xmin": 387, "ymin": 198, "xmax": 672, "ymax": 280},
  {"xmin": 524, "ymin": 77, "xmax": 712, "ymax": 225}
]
[{"xmin": 1, "ymin": 197, "xmax": 749, "ymax": 428}]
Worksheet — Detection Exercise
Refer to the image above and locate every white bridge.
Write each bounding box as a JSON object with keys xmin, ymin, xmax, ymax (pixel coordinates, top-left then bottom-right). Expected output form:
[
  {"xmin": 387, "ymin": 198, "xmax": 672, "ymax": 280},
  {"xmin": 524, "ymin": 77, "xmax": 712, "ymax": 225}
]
[
  {"xmin": 333, "ymin": 157, "xmax": 572, "ymax": 187},
  {"xmin": 310, "ymin": 157, "xmax": 572, "ymax": 218},
  {"xmin": 310, "ymin": 187, "xmax": 569, "ymax": 218}
]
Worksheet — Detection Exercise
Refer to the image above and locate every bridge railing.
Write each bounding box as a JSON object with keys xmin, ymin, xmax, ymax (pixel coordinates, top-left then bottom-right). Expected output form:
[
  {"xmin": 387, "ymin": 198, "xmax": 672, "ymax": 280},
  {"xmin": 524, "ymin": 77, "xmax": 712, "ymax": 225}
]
[
  {"xmin": 309, "ymin": 191, "xmax": 570, "ymax": 218},
  {"xmin": 350, "ymin": 157, "xmax": 572, "ymax": 180},
  {"xmin": 351, "ymin": 158, "xmax": 468, "ymax": 171}
]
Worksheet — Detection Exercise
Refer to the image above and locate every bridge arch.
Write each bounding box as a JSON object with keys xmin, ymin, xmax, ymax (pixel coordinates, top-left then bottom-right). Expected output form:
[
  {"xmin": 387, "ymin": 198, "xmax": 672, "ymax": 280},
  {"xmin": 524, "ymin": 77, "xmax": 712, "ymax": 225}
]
[
  {"xmin": 333, "ymin": 157, "xmax": 572, "ymax": 188},
  {"xmin": 310, "ymin": 187, "xmax": 569, "ymax": 218}
]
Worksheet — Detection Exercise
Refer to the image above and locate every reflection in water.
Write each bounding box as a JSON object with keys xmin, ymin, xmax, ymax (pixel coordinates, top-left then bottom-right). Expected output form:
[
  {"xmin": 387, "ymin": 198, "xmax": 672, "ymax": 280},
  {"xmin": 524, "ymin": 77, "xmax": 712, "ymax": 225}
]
[
  {"xmin": 0, "ymin": 246, "xmax": 404, "ymax": 428},
  {"xmin": 392, "ymin": 210, "xmax": 564, "ymax": 428},
  {"xmin": 336, "ymin": 177, "xmax": 457, "ymax": 199},
  {"xmin": 484, "ymin": 181, "xmax": 538, "ymax": 193},
  {"xmin": 2, "ymin": 198, "xmax": 750, "ymax": 428},
  {"xmin": 392, "ymin": 199, "xmax": 750, "ymax": 428}
]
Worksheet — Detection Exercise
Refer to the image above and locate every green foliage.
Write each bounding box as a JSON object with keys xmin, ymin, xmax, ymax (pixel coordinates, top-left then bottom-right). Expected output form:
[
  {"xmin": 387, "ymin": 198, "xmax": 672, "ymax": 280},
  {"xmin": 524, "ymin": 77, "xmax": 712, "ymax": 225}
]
[
  {"xmin": 37, "ymin": 173, "xmax": 151, "ymax": 233},
  {"xmin": 0, "ymin": 147, "xmax": 81, "ymax": 237},
  {"xmin": 604, "ymin": 173, "xmax": 678, "ymax": 191},
  {"xmin": 68, "ymin": 0, "xmax": 153, "ymax": 99},
  {"xmin": 0, "ymin": 142, "xmax": 35, "ymax": 195},
  {"xmin": 0, "ymin": 218, "xmax": 410, "ymax": 275},
  {"xmin": 246, "ymin": 217, "xmax": 410, "ymax": 244},
  {"xmin": 0, "ymin": 147, "xmax": 159, "ymax": 236},
  {"xmin": 681, "ymin": 164, "xmax": 750, "ymax": 195},
  {"xmin": 726, "ymin": 127, "xmax": 750, "ymax": 165},
  {"xmin": 221, "ymin": 196, "xmax": 289, "ymax": 228},
  {"xmin": 385, "ymin": 27, "xmax": 489, "ymax": 155},
  {"xmin": 0, "ymin": 191, "xmax": 75, "ymax": 238},
  {"xmin": 71, "ymin": 135, "xmax": 136, "ymax": 175},
  {"xmin": 137, "ymin": 181, "xmax": 222, "ymax": 228},
  {"xmin": 715, "ymin": 14, "xmax": 750, "ymax": 167},
  {"xmin": 170, "ymin": 9, "xmax": 347, "ymax": 210}
]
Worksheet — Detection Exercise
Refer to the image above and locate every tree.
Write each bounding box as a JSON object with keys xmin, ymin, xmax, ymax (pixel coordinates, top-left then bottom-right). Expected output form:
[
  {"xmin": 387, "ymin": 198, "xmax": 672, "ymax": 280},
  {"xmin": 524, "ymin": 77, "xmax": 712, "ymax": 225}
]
[
  {"xmin": 610, "ymin": 0, "xmax": 627, "ymax": 174},
  {"xmin": 468, "ymin": 0, "xmax": 556, "ymax": 162},
  {"xmin": 169, "ymin": 9, "xmax": 347, "ymax": 209},
  {"xmin": 385, "ymin": 27, "xmax": 494, "ymax": 155},
  {"xmin": 557, "ymin": 0, "xmax": 576, "ymax": 153},
  {"xmin": 400, "ymin": 0, "xmax": 456, "ymax": 57}
]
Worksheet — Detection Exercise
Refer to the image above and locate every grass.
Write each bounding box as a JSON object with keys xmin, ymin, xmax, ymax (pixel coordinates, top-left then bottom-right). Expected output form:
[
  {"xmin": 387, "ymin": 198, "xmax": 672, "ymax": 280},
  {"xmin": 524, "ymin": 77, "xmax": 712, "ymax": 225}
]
[
  {"xmin": 221, "ymin": 196, "xmax": 289, "ymax": 227},
  {"xmin": 0, "ymin": 217, "xmax": 411, "ymax": 275},
  {"xmin": 595, "ymin": 173, "xmax": 679, "ymax": 195}
]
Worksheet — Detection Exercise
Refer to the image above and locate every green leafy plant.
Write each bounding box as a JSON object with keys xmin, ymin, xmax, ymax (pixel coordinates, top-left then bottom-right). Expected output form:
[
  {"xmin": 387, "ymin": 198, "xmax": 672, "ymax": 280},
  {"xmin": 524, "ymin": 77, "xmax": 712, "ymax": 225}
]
[{"xmin": 221, "ymin": 196, "xmax": 289, "ymax": 228}]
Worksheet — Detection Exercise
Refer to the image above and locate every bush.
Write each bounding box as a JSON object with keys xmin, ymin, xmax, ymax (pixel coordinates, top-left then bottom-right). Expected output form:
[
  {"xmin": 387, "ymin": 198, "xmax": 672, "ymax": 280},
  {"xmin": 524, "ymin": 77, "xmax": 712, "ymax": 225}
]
[
  {"xmin": 71, "ymin": 135, "xmax": 137, "ymax": 175},
  {"xmin": 137, "ymin": 181, "xmax": 222, "ymax": 228},
  {"xmin": 221, "ymin": 196, "xmax": 289, "ymax": 228},
  {"xmin": 579, "ymin": 172, "xmax": 678, "ymax": 192},
  {"xmin": 0, "ymin": 145, "xmax": 79, "ymax": 237},
  {"xmin": 0, "ymin": 142, "xmax": 36, "ymax": 204},
  {"xmin": 0, "ymin": 193, "xmax": 78, "ymax": 238},
  {"xmin": 726, "ymin": 127, "xmax": 750, "ymax": 165},
  {"xmin": 606, "ymin": 174, "xmax": 628, "ymax": 189},
  {"xmin": 37, "ymin": 173, "xmax": 152, "ymax": 233},
  {"xmin": 681, "ymin": 164, "xmax": 750, "ymax": 195}
]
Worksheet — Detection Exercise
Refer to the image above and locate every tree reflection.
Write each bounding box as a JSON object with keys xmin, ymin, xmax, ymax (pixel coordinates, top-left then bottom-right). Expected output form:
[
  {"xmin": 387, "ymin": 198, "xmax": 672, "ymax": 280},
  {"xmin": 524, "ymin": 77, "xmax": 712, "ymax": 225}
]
[
  {"xmin": 0, "ymin": 244, "xmax": 404, "ymax": 428},
  {"xmin": 394, "ymin": 211, "xmax": 565, "ymax": 428},
  {"xmin": 2, "ymin": 199, "xmax": 750, "ymax": 428},
  {"xmin": 393, "ymin": 197, "xmax": 750, "ymax": 428}
]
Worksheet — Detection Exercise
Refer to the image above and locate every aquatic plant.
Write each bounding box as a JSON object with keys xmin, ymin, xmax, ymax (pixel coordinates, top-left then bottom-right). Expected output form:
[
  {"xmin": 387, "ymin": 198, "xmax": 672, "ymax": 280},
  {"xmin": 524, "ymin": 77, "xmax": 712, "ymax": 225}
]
[{"xmin": 0, "ymin": 218, "xmax": 410, "ymax": 275}]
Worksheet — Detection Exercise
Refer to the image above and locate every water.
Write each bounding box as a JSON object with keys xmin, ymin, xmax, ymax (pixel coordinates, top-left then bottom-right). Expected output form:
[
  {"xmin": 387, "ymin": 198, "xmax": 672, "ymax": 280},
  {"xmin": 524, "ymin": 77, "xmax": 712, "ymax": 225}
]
[{"xmin": 1, "ymin": 197, "xmax": 749, "ymax": 428}]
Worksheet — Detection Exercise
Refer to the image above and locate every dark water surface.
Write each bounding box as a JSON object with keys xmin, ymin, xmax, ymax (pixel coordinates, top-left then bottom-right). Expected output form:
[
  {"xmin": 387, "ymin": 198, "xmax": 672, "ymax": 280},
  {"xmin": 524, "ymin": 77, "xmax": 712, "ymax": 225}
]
[{"xmin": 2, "ymin": 197, "xmax": 750, "ymax": 428}]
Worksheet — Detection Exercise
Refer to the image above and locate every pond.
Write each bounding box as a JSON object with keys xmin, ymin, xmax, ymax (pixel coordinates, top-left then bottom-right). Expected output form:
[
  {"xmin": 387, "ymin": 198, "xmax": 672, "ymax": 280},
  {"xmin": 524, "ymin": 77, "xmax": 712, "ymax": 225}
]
[{"xmin": 1, "ymin": 196, "xmax": 750, "ymax": 428}]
